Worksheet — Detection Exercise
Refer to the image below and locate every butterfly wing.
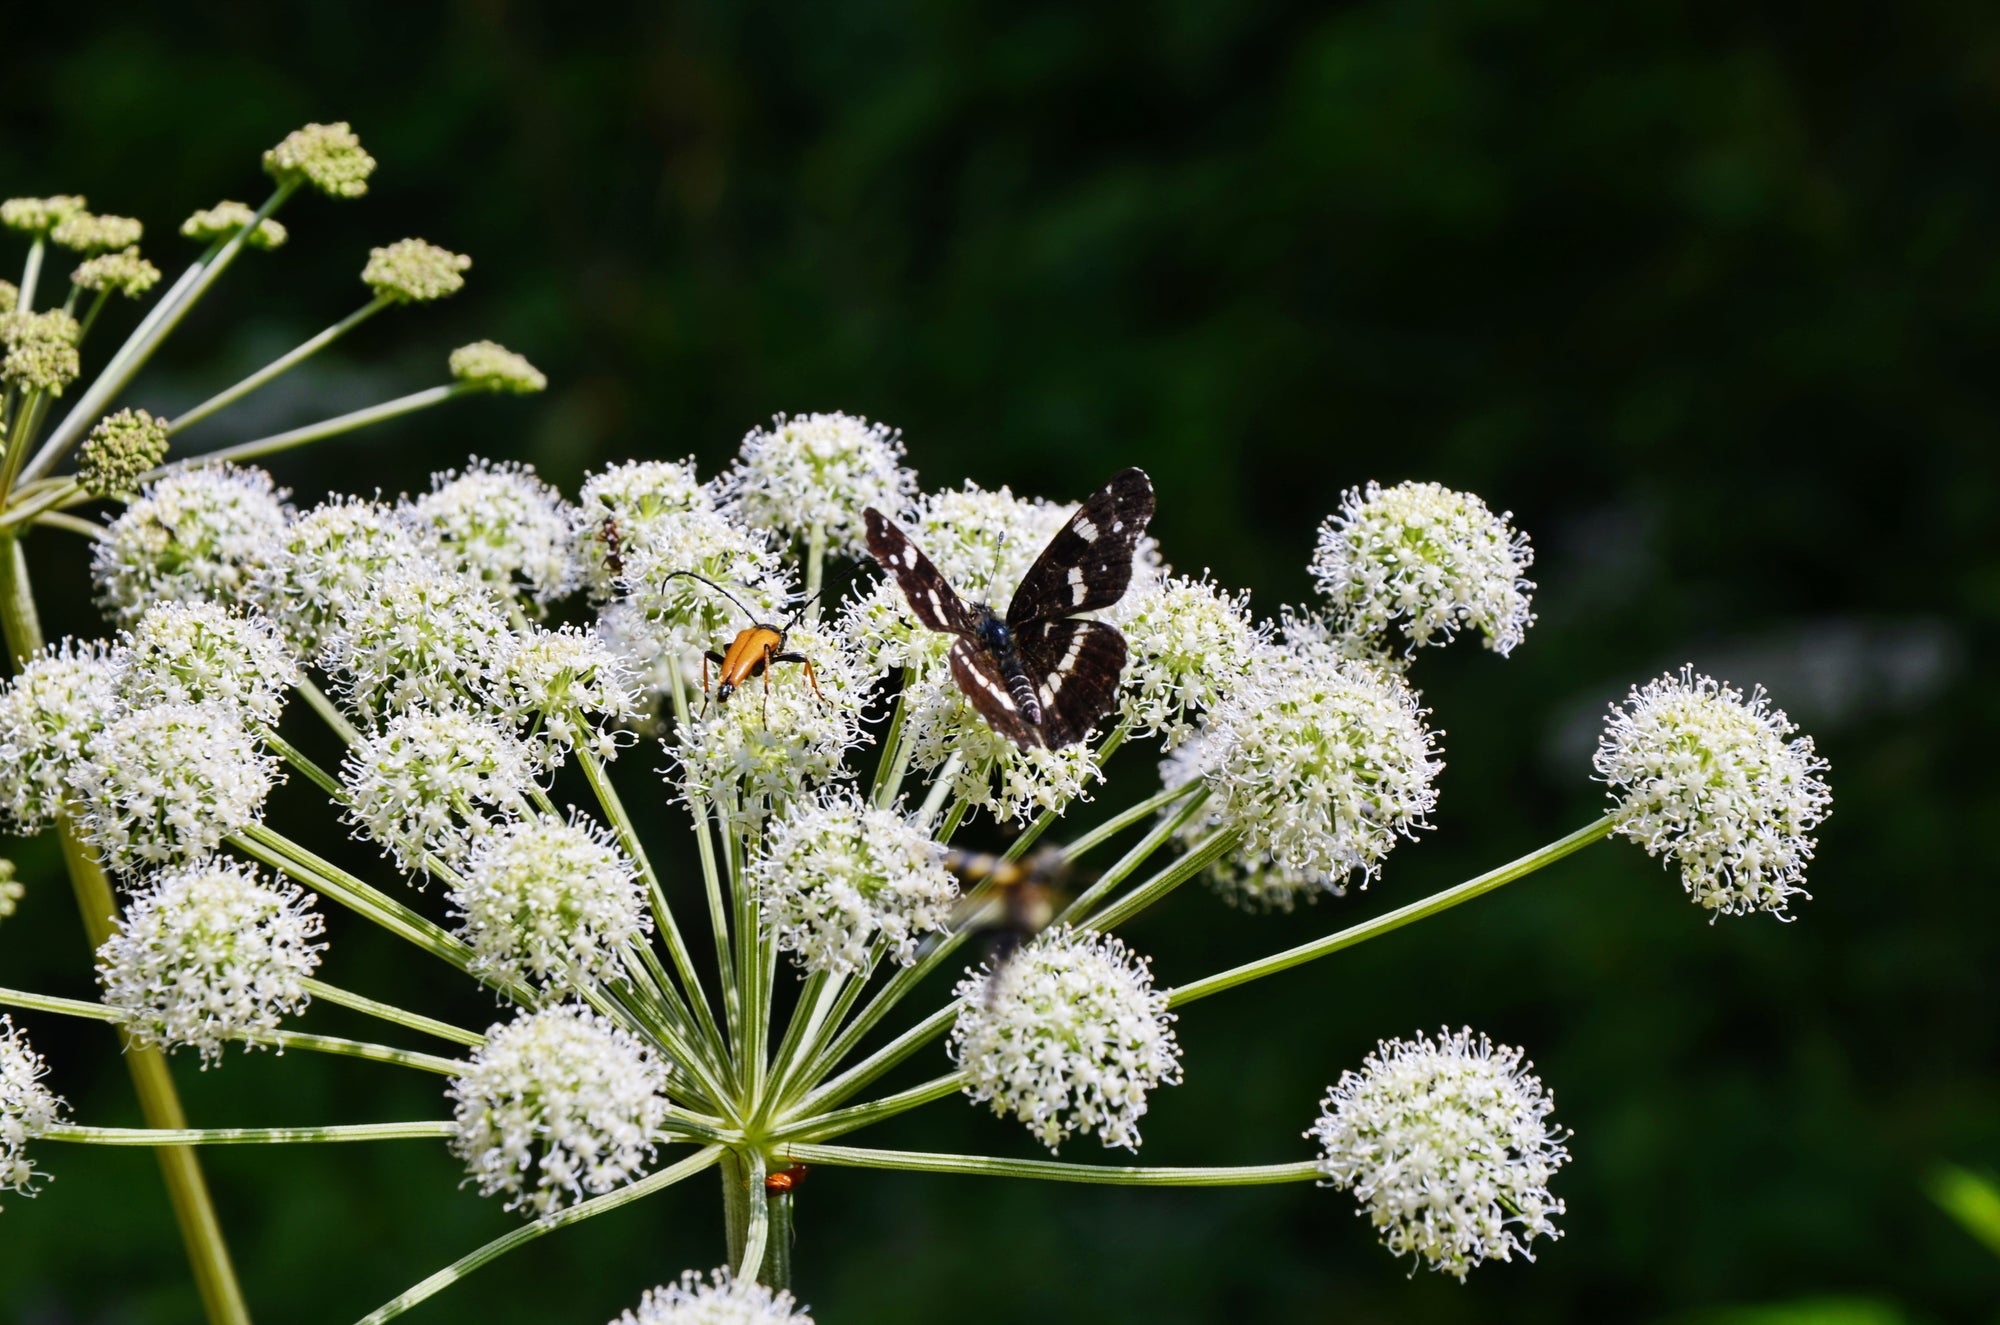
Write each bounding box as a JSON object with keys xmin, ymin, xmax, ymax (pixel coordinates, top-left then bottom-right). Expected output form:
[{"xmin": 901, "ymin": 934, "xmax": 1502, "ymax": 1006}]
[
  {"xmin": 949, "ymin": 639, "xmax": 1046, "ymax": 749},
  {"xmin": 1017, "ymin": 618, "xmax": 1127, "ymax": 748},
  {"xmin": 865, "ymin": 507, "xmax": 978, "ymax": 637},
  {"xmin": 1006, "ymin": 468, "xmax": 1156, "ymax": 630}
]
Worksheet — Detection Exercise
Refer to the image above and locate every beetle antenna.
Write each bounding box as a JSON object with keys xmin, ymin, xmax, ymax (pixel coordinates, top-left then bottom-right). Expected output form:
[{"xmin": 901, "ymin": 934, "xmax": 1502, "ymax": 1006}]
[{"xmin": 658, "ymin": 570, "xmax": 760, "ymax": 623}]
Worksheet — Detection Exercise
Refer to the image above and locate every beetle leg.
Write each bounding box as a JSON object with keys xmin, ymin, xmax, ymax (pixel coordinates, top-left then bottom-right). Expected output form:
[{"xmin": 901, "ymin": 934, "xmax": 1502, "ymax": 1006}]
[{"xmin": 774, "ymin": 653, "xmax": 826, "ymax": 704}]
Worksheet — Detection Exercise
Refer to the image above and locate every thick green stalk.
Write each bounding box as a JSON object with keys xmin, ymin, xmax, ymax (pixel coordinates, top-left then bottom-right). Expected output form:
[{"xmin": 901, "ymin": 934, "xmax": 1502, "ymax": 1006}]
[
  {"xmin": 784, "ymin": 1143, "xmax": 1322, "ymax": 1188},
  {"xmin": 1170, "ymin": 816, "xmax": 1618, "ymax": 1006},
  {"xmin": 47, "ymin": 1122, "xmax": 455, "ymax": 1146},
  {"xmin": 0, "ymin": 535, "xmax": 252, "ymax": 1325},
  {"xmin": 302, "ymin": 979, "xmax": 484, "ymax": 1047},
  {"xmin": 150, "ymin": 384, "xmax": 469, "ymax": 479},
  {"xmin": 169, "ymin": 296, "xmax": 391, "ymax": 434},
  {"xmin": 17, "ymin": 237, "xmax": 44, "ymax": 309},
  {"xmin": 774, "ymin": 1072, "xmax": 966, "ymax": 1143}
]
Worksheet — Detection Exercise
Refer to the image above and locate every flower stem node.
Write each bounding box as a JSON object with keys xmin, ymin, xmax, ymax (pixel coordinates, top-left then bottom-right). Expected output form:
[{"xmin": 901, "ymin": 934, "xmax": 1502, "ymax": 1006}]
[
  {"xmin": 611, "ymin": 1268, "xmax": 814, "ymax": 1324},
  {"xmin": 1310, "ymin": 1027, "xmax": 1570, "ymax": 1280},
  {"xmin": 449, "ymin": 341, "xmax": 546, "ymax": 394},
  {"xmin": 0, "ymin": 1016, "xmax": 64, "ymax": 1209},
  {"xmin": 92, "ymin": 465, "xmax": 292, "ymax": 625},
  {"xmin": 450, "ymin": 1004, "xmax": 672, "ymax": 1219},
  {"xmin": 950, "ymin": 927, "xmax": 1182, "ymax": 1153},
  {"xmin": 1594, "ymin": 667, "xmax": 1831, "ymax": 918},
  {"xmin": 362, "ymin": 239, "xmax": 471, "ymax": 304},
  {"xmin": 71, "ymin": 246, "xmax": 161, "ymax": 298},
  {"xmin": 78, "ymin": 408, "xmax": 171, "ymax": 497},
  {"xmin": 96, "ymin": 860, "xmax": 325, "ymax": 1067},
  {"xmin": 181, "ymin": 201, "xmax": 288, "ymax": 250},
  {"xmin": 0, "ymin": 196, "xmax": 88, "ymax": 236},
  {"xmin": 263, "ymin": 122, "xmax": 376, "ymax": 199}
]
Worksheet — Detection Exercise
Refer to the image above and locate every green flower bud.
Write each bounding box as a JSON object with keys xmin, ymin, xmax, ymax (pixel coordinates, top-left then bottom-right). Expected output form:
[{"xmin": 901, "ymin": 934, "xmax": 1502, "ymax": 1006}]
[
  {"xmin": 449, "ymin": 341, "xmax": 545, "ymax": 394},
  {"xmin": 181, "ymin": 201, "xmax": 288, "ymax": 250},
  {"xmin": 362, "ymin": 238, "xmax": 470, "ymax": 303},
  {"xmin": 262, "ymin": 122, "xmax": 375, "ymax": 199},
  {"xmin": 50, "ymin": 212, "xmax": 143, "ymax": 253},
  {"xmin": 78, "ymin": 408, "xmax": 171, "ymax": 497},
  {"xmin": 71, "ymin": 246, "xmax": 160, "ymax": 298}
]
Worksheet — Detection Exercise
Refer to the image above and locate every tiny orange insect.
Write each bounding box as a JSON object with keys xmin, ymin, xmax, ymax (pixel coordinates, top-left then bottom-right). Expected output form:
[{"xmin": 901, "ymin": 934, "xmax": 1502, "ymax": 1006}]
[
  {"xmin": 764, "ymin": 1163, "xmax": 810, "ymax": 1193},
  {"xmin": 660, "ymin": 572, "xmax": 826, "ymax": 717}
]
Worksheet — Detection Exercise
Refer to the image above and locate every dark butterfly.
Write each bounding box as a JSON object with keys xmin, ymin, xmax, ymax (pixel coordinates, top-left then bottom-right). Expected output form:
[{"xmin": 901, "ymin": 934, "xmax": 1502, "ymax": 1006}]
[{"xmin": 863, "ymin": 467, "xmax": 1155, "ymax": 750}]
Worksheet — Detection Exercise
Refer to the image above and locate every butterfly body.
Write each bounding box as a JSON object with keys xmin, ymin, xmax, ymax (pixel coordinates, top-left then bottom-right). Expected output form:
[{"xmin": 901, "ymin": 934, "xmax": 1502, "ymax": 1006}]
[{"xmin": 865, "ymin": 468, "xmax": 1154, "ymax": 750}]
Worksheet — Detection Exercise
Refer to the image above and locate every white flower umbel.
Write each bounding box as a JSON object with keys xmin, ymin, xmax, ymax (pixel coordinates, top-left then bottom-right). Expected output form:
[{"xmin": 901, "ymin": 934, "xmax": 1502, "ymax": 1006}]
[
  {"xmin": 70, "ymin": 702, "xmax": 278, "ymax": 874},
  {"xmin": 576, "ymin": 458, "xmax": 713, "ymax": 603},
  {"xmin": 93, "ymin": 465, "xmax": 291, "ymax": 625},
  {"xmin": 1109, "ymin": 573, "xmax": 1262, "ymax": 748},
  {"xmin": 673, "ymin": 620, "xmax": 867, "ymax": 825},
  {"xmin": 410, "ymin": 460, "xmax": 580, "ymax": 609},
  {"xmin": 450, "ymin": 813, "xmax": 649, "ymax": 988},
  {"xmin": 321, "ymin": 564, "xmax": 513, "ymax": 724},
  {"xmin": 616, "ymin": 507, "xmax": 791, "ymax": 674},
  {"xmin": 0, "ymin": 639, "xmax": 118, "ymax": 833},
  {"xmin": 117, "ymin": 602, "xmax": 297, "ymax": 732},
  {"xmin": 751, "ymin": 790, "xmax": 957, "ymax": 976},
  {"xmin": 342, "ymin": 706, "xmax": 537, "ymax": 875},
  {"xmin": 96, "ymin": 860, "xmax": 324, "ymax": 1066},
  {"xmin": 1309, "ymin": 1027, "xmax": 1570, "ymax": 1280},
  {"xmin": 613, "ymin": 1269, "xmax": 814, "ymax": 1324},
  {"xmin": 449, "ymin": 1004, "xmax": 671, "ymax": 1219},
  {"xmin": 722, "ymin": 412, "xmax": 915, "ymax": 556},
  {"xmin": 0, "ymin": 1016, "xmax": 63, "ymax": 1209},
  {"xmin": 950, "ymin": 927, "xmax": 1182, "ymax": 1153},
  {"xmin": 1594, "ymin": 668, "xmax": 1831, "ymax": 918},
  {"xmin": 1309, "ymin": 480, "xmax": 1535, "ymax": 657},
  {"xmin": 1176, "ymin": 641, "xmax": 1442, "ymax": 909},
  {"xmin": 496, "ymin": 624, "xmax": 638, "ymax": 765},
  {"xmin": 256, "ymin": 497, "xmax": 434, "ymax": 654}
]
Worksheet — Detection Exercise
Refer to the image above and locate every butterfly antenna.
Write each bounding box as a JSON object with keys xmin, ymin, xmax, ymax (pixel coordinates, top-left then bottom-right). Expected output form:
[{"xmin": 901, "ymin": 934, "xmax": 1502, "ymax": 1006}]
[{"xmin": 657, "ymin": 570, "xmax": 759, "ymax": 623}]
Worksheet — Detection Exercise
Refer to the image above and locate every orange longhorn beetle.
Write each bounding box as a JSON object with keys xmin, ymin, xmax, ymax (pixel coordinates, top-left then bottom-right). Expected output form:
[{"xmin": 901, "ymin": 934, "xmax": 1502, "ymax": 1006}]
[{"xmin": 660, "ymin": 572, "xmax": 826, "ymax": 716}]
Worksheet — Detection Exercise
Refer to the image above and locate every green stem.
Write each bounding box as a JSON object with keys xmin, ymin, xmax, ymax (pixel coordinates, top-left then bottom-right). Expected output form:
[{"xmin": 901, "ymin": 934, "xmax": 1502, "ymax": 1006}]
[
  {"xmin": 1170, "ymin": 816, "xmax": 1618, "ymax": 1007},
  {"xmin": 31, "ymin": 510, "xmax": 105, "ymax": 541},
  {"xmin": 1079, "ymin": 821, "xmax": 1237, "ymax": 933},
  {"xmin": 802, "ymin": 521, "xmax": 826, "ymax": 618},
  {"xmin": 0, "ymin": 534, "xmax": 252, "ymax": 1325},
  {"xmin": 294, "ymin": 677, "xmax": 363, "ymax": 746},
  {"xmin": 255, "ymin": 1029, "xmax": 465, "ymax": 1076},
  {"xmin": 870, "ymin": 669, "xmax": 916, "ymax": 809},
  {"xmin": 17, "ymin": 237, "xmax": 44, "ymax": 310},
  {"xmin": 353, "ymin": 1146, "xmax": 725, "ymax": 1325},
  {"xmin": 775, "ymin": 1071, "xmax": 966, "ymax": 1142},
  {"xmin": 1054, "ymin": 778, "xmax": 1202, "ymax": 864},
  {"xmin": 734, "ymin": 1151, "xmax": 771, "ymax": 1285},
  {"xmin": 73, "ymin": 287, "xmax": 111, "ymax": 346},
  {"xmin": 669, "ymin": 658, "xmax": 739, "ymax": 1053},
  {"xmin": 170, "ymin": 297, "xmax": 390, "ymax": 434},
  {"xmin": 302, "ymin": 979, "xmax": 485, "ymax": 1047},
  {"xmin": 784, "ymin": 1002, "xmax": 957, "ymax": 1121},
  {"xmin": 1058, "ymin": 788, "xmax": 1214, "ymax": 927},
  {"xmin": 783, "ymin": 1143, "xmax": 1322, "ymax": 1187},
  {"xmin": 150, "ymin": 383, "xmax": 470, "ymax": 477},
  {"xmin": 47, "ymin": 1122, "xmax": 456, "ymax": 1147}
]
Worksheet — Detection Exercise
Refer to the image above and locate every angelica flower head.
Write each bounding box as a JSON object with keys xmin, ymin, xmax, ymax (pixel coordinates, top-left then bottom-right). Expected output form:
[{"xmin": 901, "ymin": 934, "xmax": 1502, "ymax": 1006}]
[
  {"xmin": 1109, "ymin": 573, "xmax": 1262, "ymax": 747},
  {"xmin": 451, "ymin": 812, "xmax": 649, "ymax": 988},
  {"xmin": 96, "ymin": 860, "xmax": 324, "ymax": 1067},
  {"xmin": 450, "ymin": 1004, "xmax": 670, "ymax": 1219},
  {"xmin": 673, "ymin": 619, "xmax": 868, "ymax": 823},
  {"xmin": 117, "ymin": 601, "xmax": 297, "ymax": 731},
  {"xmin": 70, "ymin": 702, "xmax": 278, "ymax": 874},
  {"xmin": 751, "ymin": 789, "xmax": 957, "ymax": 976},
  {"xmin": 1170, "ymin": 640, "xmax": 1442, "ymax": 910},
  {"xmin": 0, "ymin": 639, "xmax": 119, "ymax": 833},
  {"xmin": 0, "ymin": 281, "xmax": 14, "ymax": 311},
  {"xmin": 723, "ymin": 412, "xmax": 915, "ymax": 556},
  {"xmin": 2, "ymin": 308, "xmax": 80, "ymax": 395},
  {"xmin": 577, "ymin": 458, "xmax": 713, "ymax": 602},
  {"xmin": 615, "ymin": 507, "xmax": 788, "ymax": 673},
  {"xmin": 410, "ymin": 460, "xmax": 580, "ymax": 609},
  {"xmin": 50, "ymin": 211, "xmax": 142, "ymax": 253},
  {"xmin": 70, "ymin": 246, "xmax": 160, "ymax": 298},
  {"xmin": 256, "ymin": 497, "xmax": 435, "ymax": 654},
  {"xmin": 77, "ymin": 408, "xmax": 170, "ymax": 497},
  {"xmin": 93, "ymin": 465, "xmax": 290, "ymax": 625},
  {"xmin": 342, "ymin": 706, "xmax": 538, "ymax": 876},
  {"xmin": 449, "ymin": 340, "xmax": 546, "ymax": 394},
  {"xmin": 613, "ymin": 1269, "xmax": 814, "ymax": 1324},
  {"xmin": 1310, "ymin": 480, "xmax": 1536, "ymax": 657},
  {"xmin": 263, "ymin": 122, "xmax": 375, "ymax": 198},
  {"xmin": 181, "ymin": 200, "xmax": 288, "ymax": 250},
  {"xmin": 1, "ymin": 195, "xmax": 88, "ymax": 235},
  {"xmin": 1310, "ymin": 1027, "xmax": 1570, "ymax": 1280},
  {"xmin": 497, "ymin": 624, "xmax": 638, "ymax": 764},
  {"xmin": 950, "ymin": 927, "xmax": 1182, "ymax": 1153},
  {"xmin": 0, "ymin": 1016, "xmax": 63, "ymax": 1208},
  {"xmin": 321, "ymin": 563, "xmax": 512, "ymax": 722},
  {"xmin": 362, "ymin": 238, "xmax": 471, "ymax": 303},
  {"xmin": 1594, "ymin": 668, "xmax": 1831, "ymax": 918}
]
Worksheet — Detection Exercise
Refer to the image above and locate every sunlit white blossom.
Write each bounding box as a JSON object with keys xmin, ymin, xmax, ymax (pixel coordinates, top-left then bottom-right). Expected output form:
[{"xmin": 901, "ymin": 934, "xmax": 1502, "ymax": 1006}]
[
  {"xmin": 97, "ymin": 860, "xmax": 324, "ymax": 1066},
  {"xmin": 1109, "ymin": 573, "xmax": 1261, "ymax": 747},
  {"xmin": 70, "ymin": 702, "xmax": 277, "ymax": 874},
  {"xmin": 0, "ymin": 1016, "xmax": 63, "ymax": 1208},
  {"xmin": 617, "ymin": 507, "xmax": 790, "ymax": 675},
  {"xmin": 495, "ymin": 624, "xmax": 638, "ymax": 765},
  {"xmin": 321, "ymin": 564, "xmax": 513, "ymax": 723},
  {"xmin": 576, "ymin": 458, "xmax": 712, "ymax": 603},
  {"xmin": 900, "ymin": 667, "xmax": 1103, "ymax": 826},
  {"xmin": 1310, "ymin": 1027, "xmax": 1569, "ymax": 1279},
  {"xmin": 410, "ymin": 460, "xmax": 580, "ymax": 609},
  {"xmin": 341, "ymin": 706, "xmax": 538, "ymax": 876},
  {"xmin": 1595, "ymin": 668, "xmax": 1831, "ymax": 918},
  {"xmin": 722, "ymin": 412, "xmax": 915, "ymax": 556},
  {"xmin": 255, "ymin": 497, "xmax": 435, "ymax": 654},
  {"xmin": 950, "ymin": 927, "xmax": 1181, "ymax": 1153},
  {"xmin": 93, "ymin": 465, "xmax": 290, "ymax": 625},
  {"xmin": 613, "ymin": 1269, "xmax": 814, "ymax": 1324},
  {"xmin": 0, "ymin": 640, "xmax": 118, "ymax": 833},
  {"xmin": 117, "ymin": 602, "xmax": 297, "ymax": 731},
  {"xmin": 450, "ymin": 1004, "xmax": 670, "ymax": 1219},
  {"xmin": 450, "ymin": 814, "xmax": 649, "ymax": 987}
]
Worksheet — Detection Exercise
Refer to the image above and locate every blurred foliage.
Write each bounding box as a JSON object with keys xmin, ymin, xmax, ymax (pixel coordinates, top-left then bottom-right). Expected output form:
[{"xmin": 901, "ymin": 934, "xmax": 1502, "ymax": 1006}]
[{"xmin": 1, "ymin": 1, "xmax": 1997, "ymax": 1322}]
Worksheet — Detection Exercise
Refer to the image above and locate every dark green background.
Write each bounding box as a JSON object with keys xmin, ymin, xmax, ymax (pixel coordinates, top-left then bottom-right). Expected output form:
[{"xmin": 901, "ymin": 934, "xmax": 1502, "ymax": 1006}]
[{"xmin": 2, "ymin": 3, "xmax": 1994, "ymax": 1322}]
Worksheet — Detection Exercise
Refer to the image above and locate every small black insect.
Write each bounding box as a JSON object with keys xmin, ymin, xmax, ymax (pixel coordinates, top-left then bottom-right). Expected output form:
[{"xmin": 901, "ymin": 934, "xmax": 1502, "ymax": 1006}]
[
  {"xmin": 863, "ymin": 468, "xmax": 1154, "ymax": 750},
  {"xmin": 599, "ymin": 516, "xmax": 626, "ymax": 581}
]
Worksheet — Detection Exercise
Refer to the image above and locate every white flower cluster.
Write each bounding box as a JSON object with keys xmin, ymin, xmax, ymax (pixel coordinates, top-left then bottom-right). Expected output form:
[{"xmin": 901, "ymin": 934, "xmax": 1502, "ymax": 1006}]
[
  {"xmin": 96, "ymin": 860, "xmax": 324, "ymax": 1066},
  {"xmin": 722, "ymin": 412, "xmax": 915, "ymax": 556},
  {"xmin": 93, "ymin": 466, "xmax": 290, "ymax": 624},
  {"xmin": 450, "ymin": 814, "xmax": 649, "ymax": 987},
  {"xmin": 411, "ymin": 460, "xmax": 580, "ymax": 608},
  {"xmin": 1168, "ymin": 641, "xmax": 1442, "ymax": 909},
  {"xmin": 70, "ymin": 702, "xmax": 278, "ymax": 874},
  {"xmin": 575, "ymin": 458, "xmax": 711, "ymax": 601},
  {"xmin": 1310, "ymin": 1028, "xmax": 1569, "ymax": 1280},
  {"xmin": 612, "ymin": 1269, "xmax": 813, "ymax": 1324},
  {"xmin": 320, "ymin": 563, "xmax": 513, "ymax": 723},
  {"xmin": 0, "ymin": 1016, "xmax": 63, "ymax": 1208},
  {"xmin": 1108, "ymin": 573, "xmax": 1261, "ymax": 747},
  {"xmin": 1308, "ymin": 480, "xmax": 1535, "ymax": 657},
  {"xmin": 116, "ymin": 601, "xmax": 297, "ymax": 731},
  {"xmin": 255, "ymin": 497, "xmax": 431, "ymax": 653},
  {"xmin": 0, "ymin": 640, "xmax": 118, "ymax": 833},
  {"xmin": 449, "ymin": 1005, "xmax": 671, "ymax": 1219},
  {"xmin": 1595, "ymin": 668, "xmax": 1832, "ymax": 918},
  {"xmin": 341, "ymin": 707, "xmax": 536, "ymax": 875},
  {"xmin": 750, "ymin": 791, "xmax": 957, "ymax": 975},
  {"xmin": 497, "ymin": 624, "xmax": 637, "ymax": 764},
  {"xmin": 950, "ymin": 928, "xmax": 1181, "ymax": 1152}
]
